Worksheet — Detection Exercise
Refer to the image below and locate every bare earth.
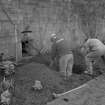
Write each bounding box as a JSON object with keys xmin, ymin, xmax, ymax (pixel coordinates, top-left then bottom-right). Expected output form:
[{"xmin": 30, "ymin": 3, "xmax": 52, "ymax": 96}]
[{"xmin": 12, "ymin": 50, "xmax": 105, "ymax": 105}]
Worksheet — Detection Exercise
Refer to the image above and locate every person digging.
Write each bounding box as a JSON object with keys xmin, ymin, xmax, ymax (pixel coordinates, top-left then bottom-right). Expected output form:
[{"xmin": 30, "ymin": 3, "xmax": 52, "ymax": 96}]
[{"xmin": 81, "ymin": 38, "xmax": 105, "ymax": 75}]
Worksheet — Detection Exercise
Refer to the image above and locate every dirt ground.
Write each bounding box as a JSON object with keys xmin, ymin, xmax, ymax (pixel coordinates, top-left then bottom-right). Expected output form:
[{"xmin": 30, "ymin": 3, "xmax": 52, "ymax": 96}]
[{"xmin": 12, "ymin": 49, "xmax": 105, "ymax": 105}]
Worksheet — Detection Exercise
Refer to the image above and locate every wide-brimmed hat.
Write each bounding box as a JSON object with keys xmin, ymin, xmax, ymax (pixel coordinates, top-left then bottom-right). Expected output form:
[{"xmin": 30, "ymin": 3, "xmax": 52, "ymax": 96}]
[
  {"xmin": 21, "ymin": 30, "xmax": 32, "ymax": 33},
  {"xmin": 21, "ymin": 25, "xmax": 32, "ymax": 33}
]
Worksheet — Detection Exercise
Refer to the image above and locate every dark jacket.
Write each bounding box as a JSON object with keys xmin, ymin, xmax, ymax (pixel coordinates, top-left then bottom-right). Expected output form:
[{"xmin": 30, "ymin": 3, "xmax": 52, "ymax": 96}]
[{"xmin": 51, "ymin": 39, "xmax": 73, "ymax": 60}]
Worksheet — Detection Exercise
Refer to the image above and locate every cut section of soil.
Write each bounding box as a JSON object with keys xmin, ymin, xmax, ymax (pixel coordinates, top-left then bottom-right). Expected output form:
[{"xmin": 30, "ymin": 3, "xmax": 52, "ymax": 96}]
[
  {"xmin": 13, "ymin": 62, "xmax": 94, "ymax": 105},
  {"xmin": 12, "ymin": 49, "xmax": 104, "ymax": 105}
]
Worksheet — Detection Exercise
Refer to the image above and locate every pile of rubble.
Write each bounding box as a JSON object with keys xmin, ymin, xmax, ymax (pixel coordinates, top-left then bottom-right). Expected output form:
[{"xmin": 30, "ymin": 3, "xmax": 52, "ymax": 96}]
[{"xmin": 0, "ymin": 60, "xmax": 15, "ymax": 105}]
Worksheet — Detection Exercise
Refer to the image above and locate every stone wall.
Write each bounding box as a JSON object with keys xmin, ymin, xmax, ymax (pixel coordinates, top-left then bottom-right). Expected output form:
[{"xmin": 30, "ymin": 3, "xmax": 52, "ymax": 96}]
[
  {"xmin": 0, "ymin": 9, "xmax": 16, "ymax": 59},
  {"xmin": 22, "ymin": 0, "xmax": 85, "ymax": 52},
  {"xmin": 1, "ymin": 0, "xmax": 105, "ymax": 59},
  {"xmin": 0, "ymin": 0, "xmax": 86, "ymax": 59}
]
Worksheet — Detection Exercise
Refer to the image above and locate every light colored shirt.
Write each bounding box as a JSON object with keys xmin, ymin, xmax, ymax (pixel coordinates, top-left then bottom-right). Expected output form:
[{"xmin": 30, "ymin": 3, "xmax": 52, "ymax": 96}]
[{"xmin": 84, "ymin": 38, "xmax": 105, "ymax": 54}]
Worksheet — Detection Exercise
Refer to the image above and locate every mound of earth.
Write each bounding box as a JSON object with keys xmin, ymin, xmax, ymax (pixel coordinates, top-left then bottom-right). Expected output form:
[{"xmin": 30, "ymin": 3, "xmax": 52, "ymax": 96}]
[
  {"xmin": 9, "ymin": 47, "xmax": 105, "ymax": 105},
  {"xmin": 12, "ymin": 62, "xmax": 94, "ymax": 105}
]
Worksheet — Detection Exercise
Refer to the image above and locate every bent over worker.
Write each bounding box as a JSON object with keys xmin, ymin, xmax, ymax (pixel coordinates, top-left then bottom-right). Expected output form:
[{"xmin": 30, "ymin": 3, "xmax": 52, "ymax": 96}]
[
  {"xmin": 81, "ymin": 38, "xmax": 105, "ymax": 75},
  {"xmin": 50, "ymin": 34, "xmax": 74, "ymax": 78}
]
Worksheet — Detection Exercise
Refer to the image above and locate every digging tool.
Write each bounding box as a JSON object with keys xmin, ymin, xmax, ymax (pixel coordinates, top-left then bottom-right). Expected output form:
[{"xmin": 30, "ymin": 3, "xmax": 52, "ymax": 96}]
[{"xmin": 52, "ymin": 84, "xmax": 88, "ymax": 98}]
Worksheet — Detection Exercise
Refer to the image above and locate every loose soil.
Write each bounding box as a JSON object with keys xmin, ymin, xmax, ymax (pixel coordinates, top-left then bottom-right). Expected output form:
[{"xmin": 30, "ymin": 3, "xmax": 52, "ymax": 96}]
[{"xmin": 12, "ymin": 49, "xmax": 105, "ymax": 105}]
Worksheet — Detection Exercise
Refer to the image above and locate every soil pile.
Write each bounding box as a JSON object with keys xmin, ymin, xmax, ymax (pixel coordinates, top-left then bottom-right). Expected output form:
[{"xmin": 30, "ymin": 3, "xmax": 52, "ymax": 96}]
[{"xmin": 12, "ymin": 62, "xmax": 93, "ymax": 105}]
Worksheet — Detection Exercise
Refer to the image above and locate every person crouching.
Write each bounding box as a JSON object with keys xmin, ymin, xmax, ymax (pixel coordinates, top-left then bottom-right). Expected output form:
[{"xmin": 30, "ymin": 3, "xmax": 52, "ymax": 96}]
[{"xmin": 81, "ymin": 38, "xmax": 105, "ymax": 75}]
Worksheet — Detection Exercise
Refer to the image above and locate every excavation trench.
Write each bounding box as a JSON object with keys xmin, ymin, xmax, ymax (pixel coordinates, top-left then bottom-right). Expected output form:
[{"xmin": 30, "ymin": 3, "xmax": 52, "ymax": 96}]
[{"xmin": 12, "ymin": 50, "xmax": 104, "ymax": 105}]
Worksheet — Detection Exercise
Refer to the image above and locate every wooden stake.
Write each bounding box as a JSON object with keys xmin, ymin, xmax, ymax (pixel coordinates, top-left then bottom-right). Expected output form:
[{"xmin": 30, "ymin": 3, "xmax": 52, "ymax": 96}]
[
  {"xmin": 53, "ymin": 84, "xmax": 87, "ymax": 98},
  {"xmin": 14, "ymin": 25, "xmax": 18, "ymax": 63}
]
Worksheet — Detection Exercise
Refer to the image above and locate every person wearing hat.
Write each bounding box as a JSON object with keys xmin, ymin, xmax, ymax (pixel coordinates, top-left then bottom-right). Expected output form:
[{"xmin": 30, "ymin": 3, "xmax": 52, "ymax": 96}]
[
  {"xmin": 81, "ymin": 38, "xmax": 105, "ymax": 75},
  {"xmin": 50, "ymin": 34, "xmax": 74, "ymax": 78},
  {"xmin": 21, "ymin": 29, "xmax": 33, "ymax": 55}
]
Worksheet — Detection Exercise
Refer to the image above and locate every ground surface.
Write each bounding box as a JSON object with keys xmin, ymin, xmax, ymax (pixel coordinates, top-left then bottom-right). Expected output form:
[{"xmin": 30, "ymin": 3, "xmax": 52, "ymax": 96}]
[
  {"xmin": 13, "ymin": 62, "xmax": 93, "ymax": 105},
  {"xmin": 12, "ymin": 50, "xmax": 105, "ymax": 105},
  {"xmin": 47, "ymin": 74, "xmax": 105, "ymax": 105}
]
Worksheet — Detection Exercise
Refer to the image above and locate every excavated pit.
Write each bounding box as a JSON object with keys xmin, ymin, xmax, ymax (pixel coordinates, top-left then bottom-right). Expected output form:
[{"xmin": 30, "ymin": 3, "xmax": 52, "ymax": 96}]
[{"xmin": 12, "ymin": 49, "xmax": 105, "ymax": 105}]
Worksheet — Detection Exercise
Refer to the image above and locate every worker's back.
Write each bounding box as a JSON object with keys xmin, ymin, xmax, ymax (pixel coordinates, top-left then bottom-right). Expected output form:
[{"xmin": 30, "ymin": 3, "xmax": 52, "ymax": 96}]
[
  {"xmin": 55, "ymin": 39, "xmax": 73, "ymax": 58},
  {"xmin": 85, "ymin": 38, "xmax": 105, "ymax": 51}
]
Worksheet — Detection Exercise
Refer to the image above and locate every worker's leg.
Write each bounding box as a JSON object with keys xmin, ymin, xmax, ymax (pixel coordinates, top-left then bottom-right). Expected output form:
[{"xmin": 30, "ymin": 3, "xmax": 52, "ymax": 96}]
[
  {"xmin": 85, "ymin": 56, "xmax": 93, "ymax": 74},
  {"xmin": 85, "ymin": 51, "xmax": 100, "ymax": 74},
  {"xmin": 59, "ymin": 55, "xmax": 67, "ymax": 77},
  {"xmin": 66, "ymin": 54, "xmax": 74, "ymax": 77},
  {"xmin": 59, "ymin": 54, "xmax": 73, "ymax": 77}
]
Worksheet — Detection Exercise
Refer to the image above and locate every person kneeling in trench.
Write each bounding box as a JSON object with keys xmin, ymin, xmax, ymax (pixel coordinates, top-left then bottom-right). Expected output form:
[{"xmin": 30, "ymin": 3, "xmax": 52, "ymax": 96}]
[
  {"xmin": 49, "ymin": 34, "xmax": 74, "ymax": 79},
  {"xmin": 81, "ymin": 38, "xmax": 105, "ymax": 75}
]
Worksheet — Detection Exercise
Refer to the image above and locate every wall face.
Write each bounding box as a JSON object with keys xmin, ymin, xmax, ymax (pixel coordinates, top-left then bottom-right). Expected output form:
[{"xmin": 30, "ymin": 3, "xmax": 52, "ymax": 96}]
[
  {"xmin": 1, "ymin": 0, "xmax": 105, "ymax": 59},
  {"xmin": 25, "ymin": 1, "xmax": 85, "ymax": 52},
  {"xmin": 95, "ymin": 18, "xmax": 105, "ymax": 42},
  {"xmin": 18, "ymin": 0, "xmax": 105, "ymax": 55},
  {"xmin": 0, "ymin": 37, "xmax": 16, "ymax": 59},
  {"xmin": 0, "ymin": 9, "xmax": 16, "ymax": 59},
  {"xmin": 0, "ymin": 0, "xmax": 86, "ymax": 58}
]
